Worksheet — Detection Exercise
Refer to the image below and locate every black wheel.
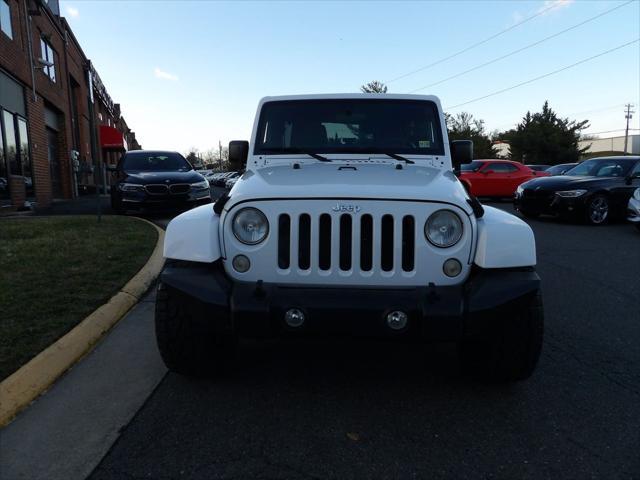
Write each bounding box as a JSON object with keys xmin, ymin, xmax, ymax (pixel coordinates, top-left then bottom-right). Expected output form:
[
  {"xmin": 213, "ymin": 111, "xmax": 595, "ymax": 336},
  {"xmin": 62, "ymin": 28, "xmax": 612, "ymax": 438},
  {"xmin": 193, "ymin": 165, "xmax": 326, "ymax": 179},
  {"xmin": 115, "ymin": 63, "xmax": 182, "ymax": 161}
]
[
  {"xmin": 111, "ymin": 195, "xmax": 125, "ymax": 215},
  {"xmin": 585, "ymin": 194, "xmax": 609, "ymax": 225},
  {"xmin": 459, "ymin": 291, "xmax": 544, "ymax": 383},
  {"xmin": 519, "ymin": 209, "xmax": 540, "ymax": 219},
  {"xmin": 155, "ymin": 279, "xmax": 236, "ymax": 377}
]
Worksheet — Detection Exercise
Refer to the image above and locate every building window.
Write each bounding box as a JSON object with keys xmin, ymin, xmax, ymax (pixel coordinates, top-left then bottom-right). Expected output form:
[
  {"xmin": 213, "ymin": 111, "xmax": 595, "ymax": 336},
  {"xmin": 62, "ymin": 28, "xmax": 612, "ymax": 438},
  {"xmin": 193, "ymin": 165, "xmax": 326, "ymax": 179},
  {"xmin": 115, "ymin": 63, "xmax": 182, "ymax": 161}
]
[
  {"xmin": 1, "ymin": 109, "xmax": 31, "ymax": 188},
  {"xmin": 2, "ymin": 110, "xmax": 18, "ymax": 175},
  {"xmin": 40, "ymin": 37, "xmax": 56, "ymax": 82},
  {"xmin": 0, "ymin": 0, "xmax": 12, "ymax": 39}
]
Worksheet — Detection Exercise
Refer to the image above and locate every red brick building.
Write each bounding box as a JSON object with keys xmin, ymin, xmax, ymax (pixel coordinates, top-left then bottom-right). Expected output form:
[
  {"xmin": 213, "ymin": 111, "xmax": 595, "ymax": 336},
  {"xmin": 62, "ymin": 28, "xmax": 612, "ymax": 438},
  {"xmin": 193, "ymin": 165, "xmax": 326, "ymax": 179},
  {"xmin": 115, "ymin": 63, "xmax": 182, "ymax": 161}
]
[{"xmin": 0, "ymin": 0, "xmax": 141, "ymax": 210}]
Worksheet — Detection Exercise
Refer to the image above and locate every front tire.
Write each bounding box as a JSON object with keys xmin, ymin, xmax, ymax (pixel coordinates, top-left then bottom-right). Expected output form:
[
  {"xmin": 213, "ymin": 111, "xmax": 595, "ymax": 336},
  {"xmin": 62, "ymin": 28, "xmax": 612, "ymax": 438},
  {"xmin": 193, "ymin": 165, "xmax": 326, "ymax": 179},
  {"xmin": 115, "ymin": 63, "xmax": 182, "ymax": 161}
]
[
  {"xmin": 111, "ymin": 195, "xmax": 125, "ymax": 215},
  {"xmin": 585, "ymin": 194, "xmax": 609, "ymax": 225},
  {"xmin": 519, "ymin": 209, "xmax": 540, "ymax": 219},
  {"xmin": 155, "ymin": 281, "xmax": 236, "ymax": 377},
  {"xmin": 459, "ymin": 291, "xmax": 544, "ymax": 383}
]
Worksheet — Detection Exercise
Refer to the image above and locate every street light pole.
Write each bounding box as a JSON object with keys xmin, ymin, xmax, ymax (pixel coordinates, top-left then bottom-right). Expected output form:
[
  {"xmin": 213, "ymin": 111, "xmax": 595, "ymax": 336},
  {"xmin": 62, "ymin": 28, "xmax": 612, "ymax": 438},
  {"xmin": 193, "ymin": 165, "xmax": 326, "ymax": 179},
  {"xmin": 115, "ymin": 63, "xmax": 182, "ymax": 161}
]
[
  {"xmin": 86, "ymin": 61, "xmax": 101, "ymax": 222},
  {"xmin": 624, "ymin": 103, "xmax": 635, "ymax": 155},
  {"xmin": 219, "ymin": 140, "xmax": 223, "ymax": 171},
  {"xmin": 623, "ymin": 103, "xmax": 634, "ymax": 155}
]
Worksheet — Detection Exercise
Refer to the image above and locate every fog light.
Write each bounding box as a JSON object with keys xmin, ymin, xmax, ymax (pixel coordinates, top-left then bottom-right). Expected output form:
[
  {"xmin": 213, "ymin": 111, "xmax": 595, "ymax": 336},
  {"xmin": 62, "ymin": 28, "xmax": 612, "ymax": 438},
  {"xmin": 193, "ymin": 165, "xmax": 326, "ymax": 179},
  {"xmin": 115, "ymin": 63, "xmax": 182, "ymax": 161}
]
[
  {"xmin": 285, "ymin": 308, "xmax": 305, "ymax": 328},
  {"xmin": 386, "ymin": 310, "xmax": 408, "ymax": 330},
  {"xmin": 232, "ymin": 255, "xmax": 250, "ymax": 273},
  {"xmin": 443, "ymin": 258, "xmax": 462, "ymax": 277}
]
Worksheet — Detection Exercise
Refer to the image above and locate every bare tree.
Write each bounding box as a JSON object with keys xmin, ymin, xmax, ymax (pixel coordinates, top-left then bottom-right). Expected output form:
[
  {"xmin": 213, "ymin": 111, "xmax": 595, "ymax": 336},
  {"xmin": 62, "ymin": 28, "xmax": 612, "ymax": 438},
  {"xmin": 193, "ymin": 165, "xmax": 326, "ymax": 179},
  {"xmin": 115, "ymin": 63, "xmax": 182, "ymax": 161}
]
[{"xmin": 360, "ymin": 81, "xmax": 388, "ymax": 93}]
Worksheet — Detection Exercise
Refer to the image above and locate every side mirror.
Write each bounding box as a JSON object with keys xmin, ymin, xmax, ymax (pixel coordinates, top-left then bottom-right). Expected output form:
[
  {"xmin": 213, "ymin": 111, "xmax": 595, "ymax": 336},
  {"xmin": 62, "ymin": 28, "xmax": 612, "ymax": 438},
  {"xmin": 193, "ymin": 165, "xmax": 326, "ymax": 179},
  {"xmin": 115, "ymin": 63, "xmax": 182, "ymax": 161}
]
[
  {"xmin": 228, "ymin": 140, "xmax": 249, "ymax": 171},
  {"xmin": 450, "ymin": 140, "xmax": 473, "ymax": 169},
  {"xmin": 626, "ymin": 173, "xmax": 640, "ymax": 184}
]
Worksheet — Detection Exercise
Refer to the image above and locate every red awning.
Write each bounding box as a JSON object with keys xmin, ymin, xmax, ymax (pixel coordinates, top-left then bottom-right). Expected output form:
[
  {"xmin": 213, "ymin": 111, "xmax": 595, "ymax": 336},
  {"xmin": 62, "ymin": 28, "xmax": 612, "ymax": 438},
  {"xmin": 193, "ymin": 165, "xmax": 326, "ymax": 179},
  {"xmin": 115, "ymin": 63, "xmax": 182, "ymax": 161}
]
[{"xmin": 99, "ymin": 125, "xmax": 125, "ymax": 150}]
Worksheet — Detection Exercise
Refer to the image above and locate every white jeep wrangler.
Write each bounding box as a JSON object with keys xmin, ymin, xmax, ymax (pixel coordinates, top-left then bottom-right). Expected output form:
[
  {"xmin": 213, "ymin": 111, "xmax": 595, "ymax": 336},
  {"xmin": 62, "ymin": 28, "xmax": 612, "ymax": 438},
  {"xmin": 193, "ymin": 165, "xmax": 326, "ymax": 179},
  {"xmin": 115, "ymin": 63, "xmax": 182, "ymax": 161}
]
[{"xmin": 157, "ymin": 94, "xmax": 543, "ymax": 382}]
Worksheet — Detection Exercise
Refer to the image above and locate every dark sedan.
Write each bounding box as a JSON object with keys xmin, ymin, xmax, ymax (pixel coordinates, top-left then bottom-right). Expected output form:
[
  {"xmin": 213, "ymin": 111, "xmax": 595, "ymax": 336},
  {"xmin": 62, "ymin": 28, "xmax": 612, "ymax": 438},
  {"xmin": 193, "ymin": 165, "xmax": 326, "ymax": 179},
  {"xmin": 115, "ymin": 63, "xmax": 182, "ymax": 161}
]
[
  {"xmin": 514, "ymin": 156, "xmax": 640, "ymax": 225},
  {"xmin": 545, "ymin": 163, "xmax": 578, "ymax": 176},
  {"xmin": 526, "ymin": 164, "xmax": 551, "ymax": 172},
  {"xmin": 110, "ymin": 151, "xmax": 211, "ymax": 214}
]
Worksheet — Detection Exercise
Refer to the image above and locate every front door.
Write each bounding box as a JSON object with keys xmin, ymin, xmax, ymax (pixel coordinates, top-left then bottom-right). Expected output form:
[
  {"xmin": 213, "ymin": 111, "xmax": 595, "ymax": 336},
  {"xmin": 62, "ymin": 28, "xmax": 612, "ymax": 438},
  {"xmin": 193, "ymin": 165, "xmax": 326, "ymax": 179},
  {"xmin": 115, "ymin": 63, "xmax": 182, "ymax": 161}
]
[{"xmin": 47, "ymin": 128, "xmax": 63, "ymax": 198}]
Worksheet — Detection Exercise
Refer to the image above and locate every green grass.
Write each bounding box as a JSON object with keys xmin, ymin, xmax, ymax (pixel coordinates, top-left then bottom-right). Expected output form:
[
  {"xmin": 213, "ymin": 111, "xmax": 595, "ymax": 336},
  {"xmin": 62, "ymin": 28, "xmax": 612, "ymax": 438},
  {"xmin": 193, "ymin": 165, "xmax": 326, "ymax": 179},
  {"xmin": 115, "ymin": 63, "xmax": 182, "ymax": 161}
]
[{"xmin": 0, "ymin": 216, "xmax": 157, "ymax": 381}]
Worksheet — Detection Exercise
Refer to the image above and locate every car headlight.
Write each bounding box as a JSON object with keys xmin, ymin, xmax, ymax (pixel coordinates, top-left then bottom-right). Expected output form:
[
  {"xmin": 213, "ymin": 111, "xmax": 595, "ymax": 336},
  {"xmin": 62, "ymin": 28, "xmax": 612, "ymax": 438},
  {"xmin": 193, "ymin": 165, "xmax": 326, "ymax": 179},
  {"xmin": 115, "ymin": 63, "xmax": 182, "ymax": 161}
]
[
  {"xmin": 634, "ymin": 188, "xmax": 640, "ymax": 201},
  {"xmin": 118, "ymin": 183, "xmax": 143, "ymax": 192},
  {"xmin": 516, "ymin": 184, "xmax": 525, "ymax": 196},
  {"xmin": 232, "ymin": 208, "xmax": 269, "ymax": 245},
  {"xmin": 191, "ymin": 180, "xmax": 209, "ymax": 189},
  {"xmin": 556, "ymin": 189, "xmax": 587, "ymax": 198},
  {"xmin": 425, "ymin": 210, "xmax": 463, "ymax": 248}
]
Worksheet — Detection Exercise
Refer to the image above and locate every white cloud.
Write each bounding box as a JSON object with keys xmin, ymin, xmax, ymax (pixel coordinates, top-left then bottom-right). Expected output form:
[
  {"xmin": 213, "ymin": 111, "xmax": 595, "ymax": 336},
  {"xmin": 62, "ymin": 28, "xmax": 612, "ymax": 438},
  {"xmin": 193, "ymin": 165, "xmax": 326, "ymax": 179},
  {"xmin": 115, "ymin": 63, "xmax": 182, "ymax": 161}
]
[
  {"xmin": 65, "ymin": 5, "xmax": 79, "ymax": 18},
  {"xmin": 537, "ymin": 0, "xmax": 574, "ymax": 15},
  {"xmin": 154, "ymin": 67, "xmax": 179, "ymax": 81},
  {"xmin": 511, "ymin": 11, "xmax": 525, "ymax": 25}
]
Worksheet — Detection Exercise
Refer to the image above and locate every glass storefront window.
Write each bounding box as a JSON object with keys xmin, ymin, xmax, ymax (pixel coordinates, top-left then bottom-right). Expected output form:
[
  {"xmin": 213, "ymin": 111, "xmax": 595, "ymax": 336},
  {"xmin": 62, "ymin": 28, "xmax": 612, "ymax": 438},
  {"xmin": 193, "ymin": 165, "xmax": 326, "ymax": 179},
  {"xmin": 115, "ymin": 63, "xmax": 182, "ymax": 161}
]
[
  {"xmin": 17, "ymin": 117, "xmax": 33, "ymax": 195},
  {"xmin": 0, "ymin": 115, "xmax": 6, "ymax": 201},
  {"xmin": 2, "ymin": 110, "xmax": 17, "ymax": 175}
]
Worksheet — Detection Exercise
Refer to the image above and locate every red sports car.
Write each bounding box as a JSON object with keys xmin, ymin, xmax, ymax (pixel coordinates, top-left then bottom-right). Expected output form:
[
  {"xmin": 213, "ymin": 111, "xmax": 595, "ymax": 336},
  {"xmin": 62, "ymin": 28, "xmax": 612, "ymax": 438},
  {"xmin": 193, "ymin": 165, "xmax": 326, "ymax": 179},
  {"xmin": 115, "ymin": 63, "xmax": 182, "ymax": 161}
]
[{"xmin": 459, "ymin": 160, "xmax": 549, "ymax": 197}]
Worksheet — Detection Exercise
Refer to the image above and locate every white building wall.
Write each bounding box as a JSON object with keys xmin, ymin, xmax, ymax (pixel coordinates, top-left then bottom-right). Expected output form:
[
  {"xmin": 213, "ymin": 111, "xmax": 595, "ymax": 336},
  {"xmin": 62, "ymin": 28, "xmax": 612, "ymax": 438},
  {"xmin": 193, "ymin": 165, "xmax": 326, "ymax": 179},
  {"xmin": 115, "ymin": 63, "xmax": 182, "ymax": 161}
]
[{"xmin": 579, "ymin": 134, "xmax": 640, "ymax": 154}]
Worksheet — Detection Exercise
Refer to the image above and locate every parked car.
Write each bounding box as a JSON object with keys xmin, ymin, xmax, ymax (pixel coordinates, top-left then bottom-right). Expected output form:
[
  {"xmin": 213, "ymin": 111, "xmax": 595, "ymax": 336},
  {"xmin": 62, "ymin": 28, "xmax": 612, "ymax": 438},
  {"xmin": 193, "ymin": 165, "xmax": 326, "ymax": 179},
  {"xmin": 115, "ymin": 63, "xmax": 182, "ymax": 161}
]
[
  {"xmin": 628, "ymin": 188, "xmax": 640, "ymax": 231},
  {"xmin": 459, "ymin": 159, "xmax": 549, "ymax": 198},
  {"xmin": 224, "ymin": 172, "xmax": 241, "ymax": 189},
  {"xmin": 545, "ymin": 163, "xmax": 578, "ymax": 176},
  {"xmin": 514, "ymin": 156, "xmax": 640, "ymax": 224},
  {"xmin": 212, "ymin": 171, "xmax": 237, "ymax": 187},
  {"xmin": 109, "ymin": 150, "xmax": 211, "ymax": 214},
  {"xmin": 526, "ymin": 164, "xmax": 551, "ymax": 172},
  {"xmin": 158, "ymin": 93, "xmax": 543, "ymax": 383}
]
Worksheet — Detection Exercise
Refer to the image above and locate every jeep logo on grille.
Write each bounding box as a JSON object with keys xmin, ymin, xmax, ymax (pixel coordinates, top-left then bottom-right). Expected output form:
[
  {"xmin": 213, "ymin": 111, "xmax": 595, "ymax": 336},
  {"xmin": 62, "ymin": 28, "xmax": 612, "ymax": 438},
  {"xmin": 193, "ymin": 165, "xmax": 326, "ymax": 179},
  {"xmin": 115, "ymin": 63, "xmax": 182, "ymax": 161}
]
[{"xmin": 332, "ymin": 203, "xmax": 361, "ymax": 213}]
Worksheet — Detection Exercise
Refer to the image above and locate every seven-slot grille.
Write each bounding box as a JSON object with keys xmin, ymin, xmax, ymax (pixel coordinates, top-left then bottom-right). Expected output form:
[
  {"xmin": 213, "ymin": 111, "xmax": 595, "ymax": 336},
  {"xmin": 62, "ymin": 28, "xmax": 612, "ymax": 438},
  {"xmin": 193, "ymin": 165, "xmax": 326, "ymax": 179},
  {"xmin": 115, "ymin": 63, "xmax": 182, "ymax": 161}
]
[{"xmin": 277, "ymin": 213, "xmax": 416, "ymax": 273}]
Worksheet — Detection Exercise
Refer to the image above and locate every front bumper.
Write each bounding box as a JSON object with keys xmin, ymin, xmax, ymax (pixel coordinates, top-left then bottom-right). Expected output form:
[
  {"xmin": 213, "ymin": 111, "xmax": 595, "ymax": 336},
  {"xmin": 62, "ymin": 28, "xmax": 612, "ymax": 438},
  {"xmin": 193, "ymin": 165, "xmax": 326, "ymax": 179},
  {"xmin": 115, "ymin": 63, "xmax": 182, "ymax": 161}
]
[
  {"xmin": 119, "ymin": 187, "xmax": 211, "ymax": 211},
  {"xmin": 514, "ymin": 190, "xmax": 585, "ymax": 217},
  {"xmin": 159, "ymin": 262, "xmax": 541, "ymax": 340},
  {"xmin": 627, "ymin": 197, "xmax": 640, "ymax": 224}
]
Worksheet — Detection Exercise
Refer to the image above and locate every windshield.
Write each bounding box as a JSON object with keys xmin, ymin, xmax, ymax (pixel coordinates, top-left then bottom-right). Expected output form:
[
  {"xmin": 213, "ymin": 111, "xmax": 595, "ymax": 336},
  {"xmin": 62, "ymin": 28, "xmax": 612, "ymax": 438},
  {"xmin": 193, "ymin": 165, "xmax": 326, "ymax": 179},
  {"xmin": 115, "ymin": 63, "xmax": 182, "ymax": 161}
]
[
  {"xmin": 546, "ymin": 164, "xmax": 568, "ymax": 175},
  {"xmin": 564, "ymin": 158, "xmax": 634, "ymax": 177},
  {"xmin": 460, "ymin": 160, "xmax": 484, "ymax": 172},
  {"xmin": 122, "ymin": 152, "xmax": 192, "ymax": 172},
  {"xmin": 254, "ymin": 99, "xmax": 444, "ymax": 156}
]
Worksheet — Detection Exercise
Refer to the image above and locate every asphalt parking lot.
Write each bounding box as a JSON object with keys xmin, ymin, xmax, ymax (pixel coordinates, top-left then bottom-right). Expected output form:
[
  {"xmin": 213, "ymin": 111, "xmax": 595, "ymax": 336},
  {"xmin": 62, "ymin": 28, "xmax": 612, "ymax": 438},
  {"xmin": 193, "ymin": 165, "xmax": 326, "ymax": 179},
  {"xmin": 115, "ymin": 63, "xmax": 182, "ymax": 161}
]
[{"xmin": 87, "ymin": 202, "xmax": 638, "ymax": 479}]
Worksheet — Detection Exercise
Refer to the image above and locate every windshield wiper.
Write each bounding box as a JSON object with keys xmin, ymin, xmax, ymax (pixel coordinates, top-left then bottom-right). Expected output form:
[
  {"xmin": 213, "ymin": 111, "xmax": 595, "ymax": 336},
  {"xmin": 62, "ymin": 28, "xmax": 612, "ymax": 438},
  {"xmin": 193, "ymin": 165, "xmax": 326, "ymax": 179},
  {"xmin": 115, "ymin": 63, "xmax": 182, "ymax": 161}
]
[
  {"xmin": 281, "ymin": 149, "xmax": 332, "ymax": 162},
  {"xmin": 383, "ymin": 152, "xmax": 414, "ymax": 164}
]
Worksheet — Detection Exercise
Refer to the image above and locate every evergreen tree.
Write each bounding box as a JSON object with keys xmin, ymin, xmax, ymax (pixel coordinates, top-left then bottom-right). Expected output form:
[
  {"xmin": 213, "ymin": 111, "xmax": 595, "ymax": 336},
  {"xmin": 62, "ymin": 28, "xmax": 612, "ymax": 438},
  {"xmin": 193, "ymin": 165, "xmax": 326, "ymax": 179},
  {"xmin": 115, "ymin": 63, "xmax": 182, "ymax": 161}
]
[
  {"xmin": 446, "ymin": 112, "xmax": 497, "ymax": 159},
  {"xmin": 503, "ymin": 101, "xmax": 589, "ymax": 164}
]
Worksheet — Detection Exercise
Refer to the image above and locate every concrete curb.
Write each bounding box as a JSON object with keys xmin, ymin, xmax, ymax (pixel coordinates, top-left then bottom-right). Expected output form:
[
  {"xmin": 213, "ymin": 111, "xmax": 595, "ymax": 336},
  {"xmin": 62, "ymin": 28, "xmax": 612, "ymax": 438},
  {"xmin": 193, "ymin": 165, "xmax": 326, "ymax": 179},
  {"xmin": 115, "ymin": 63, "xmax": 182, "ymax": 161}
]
[{"xmin": 0, "ymin": 217, "xmax": 165, "ymax": 427}]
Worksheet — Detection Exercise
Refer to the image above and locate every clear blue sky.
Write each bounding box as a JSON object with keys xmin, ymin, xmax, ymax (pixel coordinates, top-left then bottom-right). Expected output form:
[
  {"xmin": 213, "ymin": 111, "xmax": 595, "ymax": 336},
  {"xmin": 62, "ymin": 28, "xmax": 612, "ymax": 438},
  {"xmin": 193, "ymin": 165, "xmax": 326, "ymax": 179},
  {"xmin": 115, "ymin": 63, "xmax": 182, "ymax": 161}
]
[{"xmin": 60, "ymin": 0, "xmax": 640, "ymax": 153}]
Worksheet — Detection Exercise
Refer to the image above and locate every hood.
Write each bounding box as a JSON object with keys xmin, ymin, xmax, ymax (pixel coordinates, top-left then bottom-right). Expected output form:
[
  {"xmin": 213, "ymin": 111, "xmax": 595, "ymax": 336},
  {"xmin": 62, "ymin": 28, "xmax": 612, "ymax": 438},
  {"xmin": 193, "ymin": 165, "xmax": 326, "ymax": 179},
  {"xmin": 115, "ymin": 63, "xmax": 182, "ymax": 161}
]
[
  {"xmin": 520, "ymin": 175, "xmax": 620, "ymax": 190},
  {"xmin": 124, "ymin": 170, "xmax": 204, "ymax": 185},
  {"xmin": 226, "ymin": 163, "xmax": 472, "ymax": 214}
]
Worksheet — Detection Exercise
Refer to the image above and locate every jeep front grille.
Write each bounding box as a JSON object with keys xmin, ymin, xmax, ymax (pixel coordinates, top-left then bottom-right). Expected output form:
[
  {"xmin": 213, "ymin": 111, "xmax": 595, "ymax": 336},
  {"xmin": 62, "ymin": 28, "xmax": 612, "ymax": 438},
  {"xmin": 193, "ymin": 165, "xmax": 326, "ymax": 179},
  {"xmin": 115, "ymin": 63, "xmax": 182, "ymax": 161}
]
[
  {"xmin": 223, "ymin": 199, "xmax": 473, "ymax": 287},
  {"xmin": 277, "ymin": 213, "xmax": 416, "ymax": 273}
]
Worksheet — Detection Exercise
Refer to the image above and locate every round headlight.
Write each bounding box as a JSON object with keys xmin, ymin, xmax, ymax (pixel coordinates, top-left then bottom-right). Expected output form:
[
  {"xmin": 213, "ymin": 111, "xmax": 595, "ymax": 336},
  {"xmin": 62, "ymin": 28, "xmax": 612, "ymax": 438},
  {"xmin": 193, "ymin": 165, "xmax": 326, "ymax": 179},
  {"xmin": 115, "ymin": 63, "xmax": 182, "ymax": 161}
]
[
  {"xmin": 232, "ymin": 208, "xmax": 269, "ymax": 245},
  {"xmin": 425, "ymin": 210, "xmax": 463, "ymax": 248}
]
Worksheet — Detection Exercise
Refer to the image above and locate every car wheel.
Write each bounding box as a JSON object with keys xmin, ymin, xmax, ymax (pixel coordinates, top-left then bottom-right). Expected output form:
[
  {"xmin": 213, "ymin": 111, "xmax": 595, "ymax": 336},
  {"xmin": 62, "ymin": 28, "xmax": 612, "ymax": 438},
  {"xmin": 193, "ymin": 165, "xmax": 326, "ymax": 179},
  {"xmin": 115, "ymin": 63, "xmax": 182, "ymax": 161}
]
[
  {"xmin": 111, "ymin": 196, "xmax": 125, "ymax": 215},
  {"xmin": 155, "ymin": 276, "xmax": 236, "ymax": 377},
  {"xmin": 459, "ymin": 291, "xmax": 544, "ymax": 383},
  {"xmin": 519, "ymin": 209, "xmax": 540, "ymax": 219},
  {"xmin": 585, "ymin": 194, "xmax": 609, "ymax": 225}
]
